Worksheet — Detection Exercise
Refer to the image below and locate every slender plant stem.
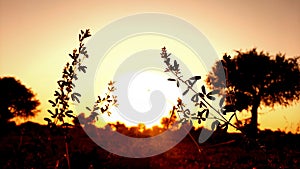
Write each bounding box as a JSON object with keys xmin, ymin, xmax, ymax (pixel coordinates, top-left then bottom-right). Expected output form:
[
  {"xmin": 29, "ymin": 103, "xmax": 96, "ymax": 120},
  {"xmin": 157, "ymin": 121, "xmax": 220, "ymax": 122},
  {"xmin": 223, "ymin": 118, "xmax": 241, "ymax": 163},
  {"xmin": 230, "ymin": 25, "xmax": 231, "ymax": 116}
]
[
  {"xmin": 174, "ymin": 101, "xmax": 202, "ymax": 153},
  {"xmin": 65, "ymin": 141, "xmax": 71, "ymax": 169}
]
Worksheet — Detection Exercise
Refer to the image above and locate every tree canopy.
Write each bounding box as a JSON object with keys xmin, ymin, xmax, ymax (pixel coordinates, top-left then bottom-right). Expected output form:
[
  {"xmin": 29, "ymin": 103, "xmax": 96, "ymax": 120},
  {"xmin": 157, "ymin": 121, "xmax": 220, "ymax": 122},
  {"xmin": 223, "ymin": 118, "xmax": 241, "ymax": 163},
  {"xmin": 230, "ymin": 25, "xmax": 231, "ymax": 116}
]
[
  {"xmin": 206, "ymin": 49, "xmax": 300, "ymax": 136},
  {"xmin": 0, "ymin": 77, "xmax": 40, "ymax": 125}
]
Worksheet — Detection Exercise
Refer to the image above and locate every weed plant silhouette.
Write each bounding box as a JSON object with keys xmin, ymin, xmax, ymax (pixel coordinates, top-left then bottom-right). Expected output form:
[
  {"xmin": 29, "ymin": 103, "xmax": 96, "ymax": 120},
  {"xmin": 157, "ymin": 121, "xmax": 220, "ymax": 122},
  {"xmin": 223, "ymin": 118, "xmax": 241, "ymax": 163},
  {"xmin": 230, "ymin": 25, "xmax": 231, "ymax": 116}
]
[
  {"xmin": 160, "ymin": 47, "xmax": 272, "ymax": 154},
  {"xmin": 161, "ymin": 46, "xmax": 300, "ymax": 167},
  {"xmin": 161, "ymin": 47, "xmax": 234, "ymax": 132},
  {"xmin": 45, "ymin": 29, "xmax": 117, "ymax": 169}
]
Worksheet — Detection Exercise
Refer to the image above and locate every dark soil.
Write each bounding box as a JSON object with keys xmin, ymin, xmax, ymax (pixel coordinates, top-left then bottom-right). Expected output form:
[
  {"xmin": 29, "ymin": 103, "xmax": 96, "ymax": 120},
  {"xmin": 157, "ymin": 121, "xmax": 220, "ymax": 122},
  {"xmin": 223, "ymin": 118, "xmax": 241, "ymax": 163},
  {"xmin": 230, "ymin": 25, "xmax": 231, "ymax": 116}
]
[{"xmin": 0, "ymin": 122, "xmax": 299, "ymax": 169}]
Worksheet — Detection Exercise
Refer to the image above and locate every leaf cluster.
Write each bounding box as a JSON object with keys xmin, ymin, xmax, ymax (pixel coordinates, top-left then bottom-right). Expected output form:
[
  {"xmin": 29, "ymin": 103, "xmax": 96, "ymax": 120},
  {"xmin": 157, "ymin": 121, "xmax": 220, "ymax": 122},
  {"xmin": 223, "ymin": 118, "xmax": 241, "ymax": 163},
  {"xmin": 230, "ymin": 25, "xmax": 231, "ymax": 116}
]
[
  {"xmin": 45, "ymin": 29, "xmax": 91, "ymax": 128},
  {"xmin": 45, "ymin": 29, "xmax": 118, "ymax": 130},
  {"xmin": 84, "ymin": 81, "xmax": 118, "ymax": 124},
  {"xmin": 161, "ymin": 47, "xmax": 239, "ymax": 132},
  {"xmin": 42, "ymin": 30, "xmax": 119, "ymax": 169}
]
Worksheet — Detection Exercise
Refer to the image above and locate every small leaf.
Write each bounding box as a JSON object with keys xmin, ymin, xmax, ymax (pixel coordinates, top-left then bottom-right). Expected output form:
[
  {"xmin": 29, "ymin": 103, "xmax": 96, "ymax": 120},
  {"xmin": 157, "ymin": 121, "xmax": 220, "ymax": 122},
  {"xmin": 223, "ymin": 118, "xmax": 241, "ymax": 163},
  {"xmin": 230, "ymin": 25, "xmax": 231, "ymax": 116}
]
[
  {"xmin": 101, "ymin": 105, "xmax": 109, "ymax": 113},
  {"xmin": 65, "ymin": 110, "xmax": 73, "ymax": 114},
  {"xmin": 164, "ymin": 58, "xmax": 170, "ymax": 64},
  {"xmin": 69, "ymin": 66, "xmax": 73, "ymax": 74},
  {"xmin": 190, "ymin": 76, "xmax": 201, "ymax": 81},
  {"xmin": 183, "ymin": 109, "xmax": 191, "ymax": 117},
  {"xmin": 173, "ymin": 60, "xmax": 179, "ymax": 70},
  {"xmin": 207, "ymin": 95, "xmax": 216, "ymax": 100},
  {"xmin": 78, "ymin": 65, "xmax": 87, "ymax": 73},
  {"xmin": 219, "ymin": 96, "xmax": 225, "ymax": 107},
  {"xmin": 54, "ymin": 91, "xmax": 60, "ymax": 96},
  {"xmin": 66, "ymin": 113, "xmax": 75, "ymax": 118},
  {"xmin": 72, "ymin": 74, "xmax": 78, "ymax": 80},
  {"xmin": 197, "ymin": 110, "xmax": 205, "ymax": 117},
  {"xmin": 71, "ymin": 93, "xmax": 81, "ymax": 103},
  {"xmin": 191, "ymin": 94, "xmax": 199, "ymax": 102},
  {"xmin": 48, "ymin": 100, "xmax": 56, "ymax": 107},
  {"xmin": 205, "ymin": 109, "xmax": 209, "ymax": 118},
  {"xmin": 44, "ymin": 118, "xmax": 52, "ymax": 123},
  {"xmin": 207, "ymin": 90, "xmax": 220, "ymax": 95},
  {"xmin": 211, "ymin": 120, "xmax": 219, "ymax": 131},
  {"xmin": 201, "ymin": 85, "xmax": 206, "ymax": 95},
  {"xmin": 222, "ymin": 109, "xmax": 227, "ymax": 115},
  {"xmin": 198, "ymin": 118, "xmax": 201, "ymax": 124},
  {"xmin": 199, "ymin": 93, "xmax": 205, "ymax": 98},
  {"xmin": 69, "ymin": 54, "xmax": 74, "ymax": 59},
  {"xmin": 167, "ymin": 78, "xmax": 176, "ymax": 81},
  {"xmin": 182, "ymin": 88, "xmax": 189, "ymax": 96},
  {"xmin": 51, "ymin": 109, "xmax": 58, "ymax": 118},
  {"xmin": 47, "ymin": 110, "xmax": 54, "ymax": 115}
]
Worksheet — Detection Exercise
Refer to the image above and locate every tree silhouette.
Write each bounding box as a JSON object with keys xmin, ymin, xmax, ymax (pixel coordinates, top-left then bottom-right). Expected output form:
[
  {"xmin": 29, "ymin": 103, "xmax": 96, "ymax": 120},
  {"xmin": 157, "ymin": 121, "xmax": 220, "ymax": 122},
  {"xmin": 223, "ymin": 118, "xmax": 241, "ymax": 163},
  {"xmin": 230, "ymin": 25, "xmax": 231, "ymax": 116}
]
[
  {"xmin": 206, "ymin": 49, "xmax": 300, "ymax": 136},
  {"xmin": 0, "ymin": 77, "xmax": 40, "ymax": 126}
]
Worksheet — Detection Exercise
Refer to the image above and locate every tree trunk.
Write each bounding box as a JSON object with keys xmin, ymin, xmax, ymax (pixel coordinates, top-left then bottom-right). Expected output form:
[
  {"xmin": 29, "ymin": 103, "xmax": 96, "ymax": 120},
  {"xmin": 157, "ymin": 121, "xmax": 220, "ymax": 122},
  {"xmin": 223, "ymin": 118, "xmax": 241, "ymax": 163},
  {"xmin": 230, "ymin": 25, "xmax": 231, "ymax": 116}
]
[{"xmin": 250, "ymin": 96, "xmax": 261, "ymax": 137}]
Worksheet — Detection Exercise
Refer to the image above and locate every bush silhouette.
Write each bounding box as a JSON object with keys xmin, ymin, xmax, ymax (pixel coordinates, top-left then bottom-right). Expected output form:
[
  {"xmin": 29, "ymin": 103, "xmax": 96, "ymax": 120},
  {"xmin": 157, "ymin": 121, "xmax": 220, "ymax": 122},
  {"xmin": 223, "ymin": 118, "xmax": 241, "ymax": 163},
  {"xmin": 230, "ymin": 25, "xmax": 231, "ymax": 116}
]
[
  {"xmin": 206, "ymin": 49, "xmax": 300, "ymax": 137},
  {"xmin": 0, "ymin": 77, "xmax": 40, "ymax": 127}
]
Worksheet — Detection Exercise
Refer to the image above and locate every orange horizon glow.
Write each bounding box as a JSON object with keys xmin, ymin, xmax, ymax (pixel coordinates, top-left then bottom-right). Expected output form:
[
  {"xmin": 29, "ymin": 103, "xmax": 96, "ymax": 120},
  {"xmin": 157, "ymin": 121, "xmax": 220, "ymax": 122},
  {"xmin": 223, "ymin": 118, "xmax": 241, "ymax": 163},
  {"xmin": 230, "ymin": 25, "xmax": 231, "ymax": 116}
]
[{"xmin": 1, "ymin": 1, "xmax": 300, "ymax": 133}]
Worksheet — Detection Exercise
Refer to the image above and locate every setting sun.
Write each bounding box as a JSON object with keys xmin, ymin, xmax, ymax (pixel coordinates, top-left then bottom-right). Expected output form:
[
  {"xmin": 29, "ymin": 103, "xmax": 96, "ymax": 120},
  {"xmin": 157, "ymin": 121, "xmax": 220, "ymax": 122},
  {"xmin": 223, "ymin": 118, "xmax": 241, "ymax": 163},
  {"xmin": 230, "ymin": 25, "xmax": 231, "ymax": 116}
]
[
  {"xmin": 93, "ymin": 69, "xmax": 182, "ymax": 128},
  {"xmin": 1, "ymin": 1, "xmax": 300, "ymax": 168}
]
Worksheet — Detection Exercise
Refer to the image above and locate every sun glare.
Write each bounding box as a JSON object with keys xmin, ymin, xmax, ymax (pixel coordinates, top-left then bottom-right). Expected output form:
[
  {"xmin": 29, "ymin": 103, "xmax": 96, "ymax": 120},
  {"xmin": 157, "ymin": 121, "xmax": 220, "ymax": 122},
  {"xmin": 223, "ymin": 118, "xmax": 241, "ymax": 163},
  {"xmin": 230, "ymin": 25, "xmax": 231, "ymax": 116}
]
[
  {"xmin": 94, "ymin": 69, "xmax": 182, "ymax": 128},
  {"xmin": 127, "ymin": 69, "xmax": 181, "ymax": 114},
  {"xmin": 89, "ymin": 33, "xmax": 207, "ymax": 128}
]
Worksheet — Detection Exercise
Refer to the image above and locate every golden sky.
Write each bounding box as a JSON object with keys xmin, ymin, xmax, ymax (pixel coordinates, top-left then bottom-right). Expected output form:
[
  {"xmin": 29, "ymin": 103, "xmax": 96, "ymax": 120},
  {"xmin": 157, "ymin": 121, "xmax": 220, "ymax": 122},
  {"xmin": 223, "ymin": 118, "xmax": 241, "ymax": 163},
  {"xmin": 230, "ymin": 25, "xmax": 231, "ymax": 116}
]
[{"xmin": 1, "ymin": 0, "xmax": 300, "ymax": 132}]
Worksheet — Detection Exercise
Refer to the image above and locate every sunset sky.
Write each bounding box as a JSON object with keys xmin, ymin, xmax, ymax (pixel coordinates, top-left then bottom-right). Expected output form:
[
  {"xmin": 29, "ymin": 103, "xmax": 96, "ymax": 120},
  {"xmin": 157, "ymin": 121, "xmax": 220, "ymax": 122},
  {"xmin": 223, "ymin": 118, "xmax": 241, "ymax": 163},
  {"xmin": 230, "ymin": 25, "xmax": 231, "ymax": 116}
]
[{"xmin": 1, "ymin": 0, "xmax": 299, "ymax": 133}]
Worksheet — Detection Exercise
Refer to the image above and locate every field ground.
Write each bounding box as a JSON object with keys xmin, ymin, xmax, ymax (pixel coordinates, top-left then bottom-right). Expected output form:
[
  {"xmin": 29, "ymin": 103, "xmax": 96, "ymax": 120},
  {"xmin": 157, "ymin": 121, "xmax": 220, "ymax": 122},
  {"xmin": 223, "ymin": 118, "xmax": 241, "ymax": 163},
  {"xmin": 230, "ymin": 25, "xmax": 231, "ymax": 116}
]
[{"xmin": 0, "ymin": 122, "xmax": 299, "ymax": 169}]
